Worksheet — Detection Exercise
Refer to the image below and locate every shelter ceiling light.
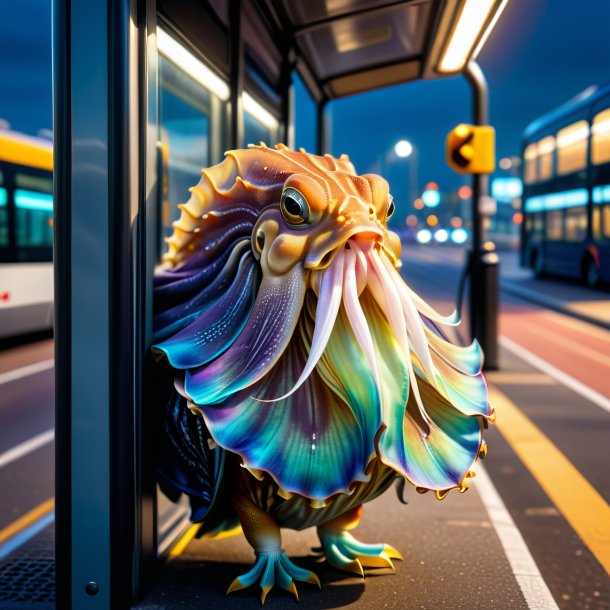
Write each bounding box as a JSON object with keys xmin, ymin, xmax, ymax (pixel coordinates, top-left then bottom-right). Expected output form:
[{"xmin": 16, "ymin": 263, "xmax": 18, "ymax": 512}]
[
  {"xmin": 438, "ymin": 0, "xmax": 508, "ymax": 73},
  {"xmin": 157, "ymin": 28, "xmax": 230, "ymax": 101},
  {"xmin": 243, "ymin": 93, "xmax": 280, "ymax": 131}
]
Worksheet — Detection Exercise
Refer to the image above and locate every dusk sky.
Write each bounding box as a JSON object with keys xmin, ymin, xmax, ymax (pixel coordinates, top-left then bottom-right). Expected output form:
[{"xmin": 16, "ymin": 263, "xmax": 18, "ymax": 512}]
[{"xmin": 1, "ymin": 0, "xmax": 609, "ymax": 208}]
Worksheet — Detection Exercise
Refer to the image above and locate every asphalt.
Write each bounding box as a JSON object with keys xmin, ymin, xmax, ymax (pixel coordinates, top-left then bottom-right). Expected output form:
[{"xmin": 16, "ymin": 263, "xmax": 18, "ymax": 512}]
[{"xmin": 1, "ymin": 246, "xmax": 609, "ymax": 610}]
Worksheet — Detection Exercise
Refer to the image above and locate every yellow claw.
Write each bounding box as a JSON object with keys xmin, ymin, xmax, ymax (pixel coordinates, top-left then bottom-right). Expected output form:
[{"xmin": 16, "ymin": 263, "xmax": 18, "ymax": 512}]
[
  {"xmin": 227, "ymin": 576, "xmax": 247, "ymax": 595},
  {"xmin": 383, "ymin": 544, "xmax": 404, "ymax": 561},
  {"xmin": 260, "ymin": 584, "xmax": 273, "ymax": 605},
  {"xmin": 357, "ymin": 552, "xmax": 395, "ymax": 572},
  {"xmin": 289, "ymin": 581, "xmax": 299, "ymax": 601},
  {"xmin": 307, "ymin": 571, "xmax": 322, "ymax": 589}
]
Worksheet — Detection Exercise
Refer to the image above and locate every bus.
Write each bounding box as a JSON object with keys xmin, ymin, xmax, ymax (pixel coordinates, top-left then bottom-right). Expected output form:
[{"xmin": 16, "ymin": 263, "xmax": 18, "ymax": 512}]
[
  {"xmin": 0, "ymin": 129, "xmax": 54, "ymax": 338},
  {"xmin": 521, "ymin": 83, "xmax": 610, "ymax": 288}
]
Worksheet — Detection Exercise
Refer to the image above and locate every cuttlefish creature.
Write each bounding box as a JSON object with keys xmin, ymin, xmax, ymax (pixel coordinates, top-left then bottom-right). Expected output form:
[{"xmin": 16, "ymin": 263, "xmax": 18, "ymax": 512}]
[{"xmin": 153, "ymin": 144, "xmax": 493, "ymax": 603}]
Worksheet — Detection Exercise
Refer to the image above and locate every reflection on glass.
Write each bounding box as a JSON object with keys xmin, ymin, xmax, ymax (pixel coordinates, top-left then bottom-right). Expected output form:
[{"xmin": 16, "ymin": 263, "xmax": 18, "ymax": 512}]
[
  {"xmin": 159, "ymin": 55, "xmax": 211, "ymax": 256},
  {"xmin": 245, "ymin": 111, "xmax": 273, "ymax": 147}
]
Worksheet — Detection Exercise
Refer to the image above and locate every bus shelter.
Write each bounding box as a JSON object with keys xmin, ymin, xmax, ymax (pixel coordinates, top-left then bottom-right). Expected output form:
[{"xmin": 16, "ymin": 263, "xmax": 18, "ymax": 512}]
[{"xmin": 53, "ymin": 0, "xmax": 508, "ymax": 607}]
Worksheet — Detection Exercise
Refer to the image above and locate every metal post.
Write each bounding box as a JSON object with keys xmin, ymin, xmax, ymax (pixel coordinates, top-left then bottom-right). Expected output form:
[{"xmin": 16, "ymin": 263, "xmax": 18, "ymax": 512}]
[
  {"xmin": 228, "ymin": 0, "xmax": 243, "ymax": 149},
  {"xmin": 464, "ymin": 61, "xmax": 499, "ymax": 370},
  {"xmin": 316, "ymin": 99, "xmax": 329, "ymax": 155}
]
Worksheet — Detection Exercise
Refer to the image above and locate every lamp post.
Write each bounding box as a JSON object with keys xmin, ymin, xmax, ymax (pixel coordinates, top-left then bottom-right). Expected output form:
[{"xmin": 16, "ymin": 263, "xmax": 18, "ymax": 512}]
[{"xmin": 393, "ymin": 139, "xmax": 418, "ymax": 204}]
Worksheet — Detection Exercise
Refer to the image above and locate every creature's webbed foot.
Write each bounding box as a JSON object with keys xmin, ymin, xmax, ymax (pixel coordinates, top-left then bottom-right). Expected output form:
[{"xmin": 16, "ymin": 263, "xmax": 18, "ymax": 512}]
[
  {"xmin": 317, "ymin": 530, "xmax": 403, "ymax": 577},
  {"xmin": 227, "ymin": 550, "xmax": 321, "ymax": 604}
]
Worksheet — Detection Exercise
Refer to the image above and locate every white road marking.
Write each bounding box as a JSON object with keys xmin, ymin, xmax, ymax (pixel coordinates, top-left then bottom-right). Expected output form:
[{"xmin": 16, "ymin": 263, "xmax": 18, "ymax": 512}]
[
  {"xmin": 474, "ymin": 464, "xmax": 559, "ymax": 610},
  {"xmin": 0, "ymin": 429, "xmax": 54, "ymax": 469},
  {"xmin": 0, "ymin": 358, "xmax": 54, "ymax": 385},
  {"xmin": 500, "ymin": 336, "xmax": 610, "ymax": 415}
]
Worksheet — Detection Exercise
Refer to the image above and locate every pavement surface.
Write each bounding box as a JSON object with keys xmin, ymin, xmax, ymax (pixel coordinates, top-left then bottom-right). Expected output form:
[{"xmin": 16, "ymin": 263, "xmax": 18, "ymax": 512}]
[{"xmin": 1, "ymin": 245, "xmax": 609, "ymax": 609}]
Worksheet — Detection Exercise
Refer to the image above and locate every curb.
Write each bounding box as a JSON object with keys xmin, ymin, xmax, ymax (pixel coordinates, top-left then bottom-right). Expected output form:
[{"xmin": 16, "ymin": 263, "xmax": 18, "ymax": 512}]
[{"xmin": 501, "ymin": 281, "xmax": 610, "ymax": 332}]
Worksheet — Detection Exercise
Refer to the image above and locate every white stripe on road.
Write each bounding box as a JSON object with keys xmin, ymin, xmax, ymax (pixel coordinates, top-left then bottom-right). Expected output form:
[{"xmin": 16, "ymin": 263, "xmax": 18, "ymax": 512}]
[
  {"xmin": 0, "ymin": 358, "xmax": 54, "ymax": 385},
  {"xmin": 475, "ymin": 464, "xmax": 559, "ymax": 610},
  {"xmin": 500, "ymin": 335, "xmax": 610, "ymax": 415},
  {"xmin": 0, "ymin": 429, "xmax": 54, "ymax": 469}
]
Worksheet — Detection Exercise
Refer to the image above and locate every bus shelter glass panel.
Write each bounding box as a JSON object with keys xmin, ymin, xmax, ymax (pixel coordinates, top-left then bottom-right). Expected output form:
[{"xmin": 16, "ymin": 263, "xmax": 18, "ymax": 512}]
[
  {"xmin": 557, "ymin": 120, "xmax": 589, "ymax": 175},
  {"xmin": 592, "ymin": 108, "xmax": 610, "ymax": 165},
  {"xmin": 159, "ymin": 55, "xmax": 211, "ymax": 256},
  {"xmin": 154, "ymin": 27, "xmax": 228, "ymax": 556},
  {"xmin": 244, "ymin": 93, "xmax": 280, "ymax": 147}
]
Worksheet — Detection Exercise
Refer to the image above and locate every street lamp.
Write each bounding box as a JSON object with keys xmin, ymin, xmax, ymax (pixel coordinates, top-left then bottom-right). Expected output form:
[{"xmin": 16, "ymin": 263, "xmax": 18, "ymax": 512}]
[
  {"xmin": 394, "ymin": 139, "xmax": 413, "ymax": 158},
  {"xmin": 392, "ymin": 139, "xmax": 418, "ymax": 203}
]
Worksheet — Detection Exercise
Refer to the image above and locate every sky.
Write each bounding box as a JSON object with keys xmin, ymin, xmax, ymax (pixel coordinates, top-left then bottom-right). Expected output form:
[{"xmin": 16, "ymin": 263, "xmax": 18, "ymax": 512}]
[{"xmin": 1, "ymin": 0, "xmax": 609, "ymax": 207}]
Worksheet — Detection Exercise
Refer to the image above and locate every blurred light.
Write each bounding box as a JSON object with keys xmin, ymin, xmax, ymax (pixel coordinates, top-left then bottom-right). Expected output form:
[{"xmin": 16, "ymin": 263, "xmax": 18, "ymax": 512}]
[
  {"xmin": 557, "ymin": 121, "xmax": 589, "ymax": 149},
  {"xmin": 422, "ymin": 190, "xmax": 440, "ymax": 208},
  {"xmin": 406, "ymin": 214, "xmax": 418, "ymax": 227},
  {"xmin": 243, "ymin": 92, "xmax": 280, "ymax": 130},
  {"xmin": 592, "ymin": 184, "xmax": 610, "ymax": 203},
  {"xmin": 15, "ymin": 189, "xmax": 53, "ymax": 212},
  {"xmin": 416, "ymin": 229, "xmax": 432, "ymax": 244},
  {"xmin": 524, "ymin": 188, "xmax": 588, "ymax": 212},
  {"xmin": 592, "ymin": 117, "xmax": 610, "ymax": 136},
  {"xmin": 499, "ymin": 157, "xmax": 512, "ymax": 170},
  {"xmin": 426, "ymin": 214, "xmax": 439, "ymax": 227},
  {"xmin": 512, "ymin": 212, "xmax": 523, "ymax": 224},
  {"xmin": 458, "ymin": 185, "xmax": 472, "ymax": 200},
  {"xmin": 157, "ymin": 28, "xmax": 230, "ymax": 101},
  {"xmin": 451, "ymin": 228, "xmax": 468, "ymax": 244},
  {"xmin": 424, "ymin": 181, "xmax": 439, "ymax": 191},
  {"xmin": 434, "ymin": 229, "xmax": 449, "ymax": 243},
  {"xmin": 438, "ymin": 0, "xmax": 499, "ymax": 72},
  {"xmin": 413, "ymin": 198, "xmax": 424, "ymax": 210},
  {"xmin": 0, "ymin": 188, "xmax": 6, "ymax": 206},
  {"xmin": 394, "ymin": 140, "xmax": 413, "ymax": 158},
  {"xmin": 450, "ymin": 216, "xmax": 463, "ymax": 228},
  {"xmin": 492, "ymin": 177, "xmax": 523, "ymax": 201}
]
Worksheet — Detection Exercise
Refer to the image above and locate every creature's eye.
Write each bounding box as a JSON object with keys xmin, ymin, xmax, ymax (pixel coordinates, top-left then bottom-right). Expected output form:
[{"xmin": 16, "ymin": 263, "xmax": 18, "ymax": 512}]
[
  {"xmin": 386, "ymin": 195, "xmax": 395, "ymax": 220},
  {"xmin": 280, "ymin": 187, "xmax": 310, "ymax": 225}
]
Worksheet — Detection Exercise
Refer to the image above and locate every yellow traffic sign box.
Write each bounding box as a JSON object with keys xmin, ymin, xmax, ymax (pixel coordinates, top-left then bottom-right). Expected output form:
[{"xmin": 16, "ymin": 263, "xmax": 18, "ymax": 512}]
[{"xmin": 446, "ymin": 123, "xmax": 495, "ymax": 174}]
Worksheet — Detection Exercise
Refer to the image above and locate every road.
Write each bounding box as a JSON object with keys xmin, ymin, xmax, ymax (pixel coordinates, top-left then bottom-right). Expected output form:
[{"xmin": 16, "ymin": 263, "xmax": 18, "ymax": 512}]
[{"xmin": 1, "ymin": 245, "xmax": 609, "ymax": 609}]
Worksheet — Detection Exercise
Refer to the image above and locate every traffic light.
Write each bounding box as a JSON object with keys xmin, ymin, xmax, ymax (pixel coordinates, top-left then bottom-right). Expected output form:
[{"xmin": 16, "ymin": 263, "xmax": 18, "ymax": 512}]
[{"xmin": 446, "ymin": 124, "xmax": 495, "ymax": 174}]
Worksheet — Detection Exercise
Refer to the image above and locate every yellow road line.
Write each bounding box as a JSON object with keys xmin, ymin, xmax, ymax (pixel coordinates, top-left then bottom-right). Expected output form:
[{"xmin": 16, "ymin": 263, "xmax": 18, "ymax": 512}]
[
  {"xmin": 490, "ymin": 385, "xmax": 610, "ymax": 575},
  {"xmin": 169, "ymin": 523, "xmax": 200, "ymax": 557},
  {"xmin": 0, "ymin": 498, "xmax": 54, "ymax": 545}
]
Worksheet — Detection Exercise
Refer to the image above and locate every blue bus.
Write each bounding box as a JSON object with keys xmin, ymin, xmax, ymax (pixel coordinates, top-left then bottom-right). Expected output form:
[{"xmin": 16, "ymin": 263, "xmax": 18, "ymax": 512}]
[{"xmin": 521, "ymin": 83, "xmax": 610, "ymax": 288}]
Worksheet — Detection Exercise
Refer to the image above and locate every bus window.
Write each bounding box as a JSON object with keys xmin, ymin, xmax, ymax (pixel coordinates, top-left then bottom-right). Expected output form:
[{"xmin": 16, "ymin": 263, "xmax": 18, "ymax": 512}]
[
  {"xmin": 565, "ymin": 205, "xmax": 587, "ymax": 242},
  {"xmin": 592, "ymin": 108, "xmax": 610, "ymax": 165},
  {"xmin": 15, "ymin": 188, "xmax": 54, "ymax": 251},
  {"xmin": 557, "ymin": 120, "xmax": 589, "ymax": 175},
  {"xmin": 524, "ymin": 143, "xmax": 537, "ymax": 184},
  {"xmin": 546, "ymin": 209, "xmax": 563, "ymax": 240},
  {"xmin": 526, "ymin": 212, "xmax": 544, "ymax": 242},
  {"xmin": 603, "ymin": 204, "xmax": 610, "ymax": 240},
  {"xmin": 0, "ymin": 170, "xmax": 7, "ymax": 247},
  {"xmin": 538, "ymin": 136, "xmax": 555, "ymax": 180}
]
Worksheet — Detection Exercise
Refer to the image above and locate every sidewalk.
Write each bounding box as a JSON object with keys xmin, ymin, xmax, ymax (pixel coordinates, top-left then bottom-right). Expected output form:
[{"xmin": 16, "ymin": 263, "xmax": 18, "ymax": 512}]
[
  {"xmin": 499, "ymin": 251, "xmax": 610, "ymax": 329},
  {"xmin": 135, "ymin": 475, "xmax": 534, "ymax": 610}
]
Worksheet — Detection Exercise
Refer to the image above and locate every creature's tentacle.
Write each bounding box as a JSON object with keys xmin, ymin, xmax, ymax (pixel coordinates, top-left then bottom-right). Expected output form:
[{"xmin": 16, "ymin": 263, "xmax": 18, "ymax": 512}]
[
  {"xmin": 227, "ymin": 493, "xmax": 320, "ymax": 604},
  {"xmin": 317, "ymin": 505, "xmax": 402, "ymax": 576}
]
